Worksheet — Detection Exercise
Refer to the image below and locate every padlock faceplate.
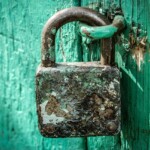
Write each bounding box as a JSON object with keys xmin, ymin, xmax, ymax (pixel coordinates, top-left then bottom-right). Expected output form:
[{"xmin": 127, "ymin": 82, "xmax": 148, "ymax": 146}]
[{"xmin": 36, "ymin": 62, "xmax": 120, "ymax": 137}]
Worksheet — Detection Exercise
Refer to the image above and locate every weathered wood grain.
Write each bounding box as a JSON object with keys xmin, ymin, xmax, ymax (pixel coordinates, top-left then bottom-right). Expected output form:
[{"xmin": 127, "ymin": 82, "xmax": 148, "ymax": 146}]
[
  {"xmin": 0, "ymin": 0, "xmax": 85, "ymax": 150},
  {"xmin": 120, "ymin": 0, "xmax": 150, "ymax": 149}
]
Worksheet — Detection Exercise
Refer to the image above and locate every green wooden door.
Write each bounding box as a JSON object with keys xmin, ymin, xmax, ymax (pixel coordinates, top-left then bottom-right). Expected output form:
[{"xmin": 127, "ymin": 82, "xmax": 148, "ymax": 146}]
[{"xmin": 0, "ymin": 0, "xmax": 149, "ymax": 150}]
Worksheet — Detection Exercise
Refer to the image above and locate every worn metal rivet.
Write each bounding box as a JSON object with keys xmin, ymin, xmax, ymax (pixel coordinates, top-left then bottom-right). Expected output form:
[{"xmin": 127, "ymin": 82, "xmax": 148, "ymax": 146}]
[{"xmin": 106, "ymin": 121, "xmax": 117, "ymax": 132}]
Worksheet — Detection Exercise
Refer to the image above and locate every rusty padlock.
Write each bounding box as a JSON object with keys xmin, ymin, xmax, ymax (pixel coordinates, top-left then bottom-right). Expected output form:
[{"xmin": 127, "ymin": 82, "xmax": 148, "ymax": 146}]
[{"xmin": 36, "ymin": 7, "xmax": 125, "ymax": 137}]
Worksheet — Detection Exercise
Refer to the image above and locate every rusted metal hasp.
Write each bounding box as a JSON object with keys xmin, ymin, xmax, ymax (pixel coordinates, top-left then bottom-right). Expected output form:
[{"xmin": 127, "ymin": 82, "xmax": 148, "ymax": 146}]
[{"xmin": 80, "ymin": 15, "xmax": 126, "ymax": 43}]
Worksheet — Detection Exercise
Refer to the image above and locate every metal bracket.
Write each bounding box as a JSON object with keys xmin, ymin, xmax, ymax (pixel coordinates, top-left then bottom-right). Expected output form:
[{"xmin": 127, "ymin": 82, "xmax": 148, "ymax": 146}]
[{"xmin": 80, "ymin": 15, "xmax": 126, "ymax": 43}]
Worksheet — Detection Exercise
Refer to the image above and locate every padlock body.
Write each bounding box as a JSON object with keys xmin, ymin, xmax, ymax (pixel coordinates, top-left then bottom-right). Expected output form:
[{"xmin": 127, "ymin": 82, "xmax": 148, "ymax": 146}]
[{"xmin": 36, "ymin": 62, "xmax": 120, "ymax": 137}]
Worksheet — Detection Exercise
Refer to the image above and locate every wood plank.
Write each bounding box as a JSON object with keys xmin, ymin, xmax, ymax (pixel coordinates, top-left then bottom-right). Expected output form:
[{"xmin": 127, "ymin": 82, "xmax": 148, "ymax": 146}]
[
  {"xmin": 81, "ymin": 0, "xmax": 121, "ymax": 149},
  {"xmin": 0, "ymin": 0, "xmax": 86, "ymax": 150},
  {"xmin": 81, "ymin": 0, "xmax": 150, "ymax": 149},
  {"xmin": 120, "ymin": 0, "xmax": 150, "ymax": 149}
]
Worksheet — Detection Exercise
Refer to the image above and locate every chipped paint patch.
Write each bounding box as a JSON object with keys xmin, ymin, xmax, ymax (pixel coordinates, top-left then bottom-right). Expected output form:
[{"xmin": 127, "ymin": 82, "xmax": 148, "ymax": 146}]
[
  {"xmin": 131, "ymin": 37, "xmax": 147, "ymax": 70},
  {"xmin": 40, "ymin": 100, "xmax": 65, "ymax": 125},
  {"xmin": 51, "ymin": 27, "xmax": 56, "ymax": 35},
  {"xmin": 118, "ymin": 31, "xmax": 147, "ymax": 70},
  {"xmin": 132, "ymin": 46, "xmax": 144, "ymax": 71}
]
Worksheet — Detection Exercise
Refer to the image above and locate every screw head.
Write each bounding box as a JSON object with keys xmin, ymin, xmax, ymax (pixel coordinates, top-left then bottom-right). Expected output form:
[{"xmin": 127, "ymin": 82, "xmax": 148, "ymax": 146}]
[{"xmin": 106, "ymin": 121, "xmax": 118, "ymax": 132}]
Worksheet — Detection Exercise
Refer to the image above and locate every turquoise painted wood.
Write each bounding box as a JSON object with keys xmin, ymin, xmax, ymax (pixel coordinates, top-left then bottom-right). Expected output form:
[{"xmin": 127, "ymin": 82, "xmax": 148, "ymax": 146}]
[
  {"xmin": 81, "ymin": 1, "xmax": 121, "ymax": 149},
  {"xmin": 0, "ymin": 1, "xmax": 86, "ymax": 150},
  {"xmin": 82, "ymin": 0, "xmax": 150, "ymax": 150},
  {"xmin": 0, "ymin": 0, "xmax": 150, "ymax": 150},
  {"xmin": 119, "ymin": 0, "xmax": 150, "ymax": 149}
]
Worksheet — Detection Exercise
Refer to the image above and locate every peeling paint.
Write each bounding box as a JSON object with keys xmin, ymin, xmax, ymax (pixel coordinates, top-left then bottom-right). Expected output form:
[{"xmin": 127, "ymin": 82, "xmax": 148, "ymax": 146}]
[
  {"xmin": 51, "ymin": 27, "xmax": 57, "ymax": 35},
  {"xmin": 132, "ymin": 46, "xmax": 144, "ymax": 71},
  {"xmin": 118, "ymin": 31, "xmax": 147, "ymax": 70},
  {"xmin": 131, "ymin": 36, "xmax": 147, "ymax": 70},
  {"xmin": 40, "ymin": 100, "xmax": 65, "ymax": 125}
]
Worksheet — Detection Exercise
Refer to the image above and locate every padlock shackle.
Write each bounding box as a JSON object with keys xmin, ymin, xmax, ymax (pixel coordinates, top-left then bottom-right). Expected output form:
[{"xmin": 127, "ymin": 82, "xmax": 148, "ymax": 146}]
[{"xmin": 41, "ymin": 7, "xmax": 112, "ymax": 67}]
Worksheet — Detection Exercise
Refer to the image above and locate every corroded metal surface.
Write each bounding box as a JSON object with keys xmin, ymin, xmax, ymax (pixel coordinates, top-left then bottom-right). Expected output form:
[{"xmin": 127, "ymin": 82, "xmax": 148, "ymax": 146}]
[{"xmin": 36, "ymin": 62, "xmax": 120, "ymax": 137}]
